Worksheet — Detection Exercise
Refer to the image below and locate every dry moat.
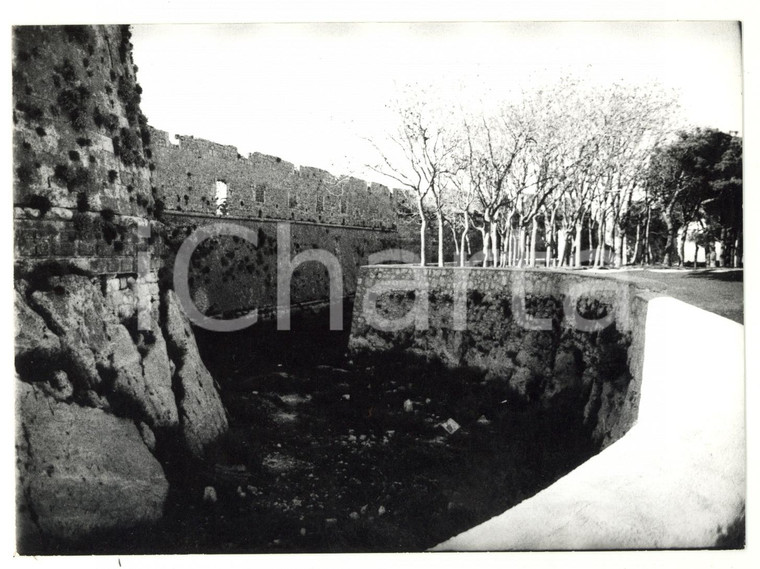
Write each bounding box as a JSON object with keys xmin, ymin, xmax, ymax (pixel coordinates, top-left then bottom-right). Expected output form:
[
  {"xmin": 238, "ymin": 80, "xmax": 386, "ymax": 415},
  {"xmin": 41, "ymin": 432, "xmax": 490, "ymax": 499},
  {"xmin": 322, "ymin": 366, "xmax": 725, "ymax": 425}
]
[{"xmin": 40, "ymin": 301, "xmax": 599, "ymax": 554}]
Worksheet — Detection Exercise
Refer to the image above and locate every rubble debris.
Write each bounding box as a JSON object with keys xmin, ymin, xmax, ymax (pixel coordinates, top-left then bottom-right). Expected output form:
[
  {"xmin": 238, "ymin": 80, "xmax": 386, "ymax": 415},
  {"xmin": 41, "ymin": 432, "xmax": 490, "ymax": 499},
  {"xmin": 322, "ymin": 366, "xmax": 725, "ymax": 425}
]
[{"xmin": 440, "ymin": 418, "xmax": 461, "ymax": 434}]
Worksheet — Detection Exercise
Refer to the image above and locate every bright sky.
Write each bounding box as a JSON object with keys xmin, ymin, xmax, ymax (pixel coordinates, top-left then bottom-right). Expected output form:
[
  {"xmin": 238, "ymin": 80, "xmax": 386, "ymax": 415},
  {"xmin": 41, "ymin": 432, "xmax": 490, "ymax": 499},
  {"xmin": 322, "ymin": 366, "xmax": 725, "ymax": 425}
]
[{"xmin": 131, "ymin": 21, "xmax": 742, "ymax": 185}]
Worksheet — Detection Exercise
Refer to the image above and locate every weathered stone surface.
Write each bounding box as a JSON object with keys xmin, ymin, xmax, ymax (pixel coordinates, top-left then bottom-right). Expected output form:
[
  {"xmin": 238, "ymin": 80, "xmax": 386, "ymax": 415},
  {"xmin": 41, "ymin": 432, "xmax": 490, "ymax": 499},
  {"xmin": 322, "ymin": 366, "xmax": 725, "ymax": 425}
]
[
  {"xmin": 350, "ymin": 266, "xmax": 649, "ymax": 445},
  {"xmin": 137, "ymin": 421, "xmax": 157, "ymax": 453},
  {"xmin": 163, "ymin": 289, "xmax": 228, "ymax": 459},
  {"xmin": 510, "ymin": 367, "xmax": 536, "ymax": 399},
  {"xmin": 28, "ymin": 275, "xmax": 179, "ymax": 430},
  {"xmin": 14, "ymin": 291, "xmax": 60, "ymax": 359},
  {"xmin": 544, "ymin": 348, "xmax": 581, "ymax": 401},
  {"xmin": 29, "ymin": 276, "xmax": 113, "ymax": 392},
  {"xmin": 38, "ymin": 370, "xmax": 74, "ymax": 402},
  {"xmin": 16, "ymin": 381, "xmax": 169, "ymax": 543}
]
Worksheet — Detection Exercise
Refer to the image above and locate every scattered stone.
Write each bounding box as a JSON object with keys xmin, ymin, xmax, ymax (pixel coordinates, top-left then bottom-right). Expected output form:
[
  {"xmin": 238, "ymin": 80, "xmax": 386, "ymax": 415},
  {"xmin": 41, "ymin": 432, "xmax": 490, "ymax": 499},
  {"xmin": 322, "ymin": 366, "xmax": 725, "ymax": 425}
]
[
  {"xmin": 273, "ymin": 410, "xmax": 298, "ymax": 424},
  {"xmin": 440, "ymin": 418, "xmax": 461, "ymax": 434},
  {"xmin": 378, "ymin": 505, "xmax": 386, "ymax": 516},
  {"xmin": 477, "ymin": 415, "xmax": 491, "ymax": 425},
  {"xmin": 360, "ymin": 504, "xmax": 368, "ymax": 515},
  {"xmin": 300, "ymin": 527, "xmax": 307, "ymax": 536},
  {"xmin": 316, "ymin": 365, "xmax": 350, "ymax": 374},
  {"xmin": 403, "ymin": 399, "xmax": 413, "ymax": 412},
  {"xmin": 325, "ymin": 518, "xmax": 337, "ymax": 526},
  {"xmin": 342, "ymin": 393, "xmax": 351, "ymax": 401},
  {"xmin": 281, "ymin": 393, "xmax": 311, "ymax": 406},
  {"xmin": 349, "ymin": 511, "xmax": 360, "ymax": 520},
  {"xmin": 203, "ymin": 486, "xmax": 217, "ymax": 504}
]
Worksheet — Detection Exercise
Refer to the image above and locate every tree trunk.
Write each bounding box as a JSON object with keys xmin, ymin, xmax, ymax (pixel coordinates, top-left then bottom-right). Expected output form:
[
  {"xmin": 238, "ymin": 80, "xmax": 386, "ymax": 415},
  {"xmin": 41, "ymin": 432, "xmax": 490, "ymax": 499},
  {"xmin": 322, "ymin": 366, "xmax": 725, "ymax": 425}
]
[
  {"xmin": 437, "ymin": 211, "xmax": 444, "ymax": 267},
  {"xmin": 595, "ymin": 216, "xmax": 604, "ymax": 268},
  {"xmin": 574, "ymin": 223, "xmax": 583, "ymax": 268},
  {"xmin": 529, "ymin": 218, "xmax": 538, "ymax": 267},
  {"xmin": 417, "ymin": 196, "xmax": 426, "ymax": 267},
  {"xmin": 480, "ymin": 227, "xmax": 490, "ymax": 268},
  {"xmin": 663, "ymin": 217, "xmax": 678, "ymax": 267},
  {"xmin": 503, "ymin": 227, "xmax": 510, "ymax": 267},
  {"xmin": 613, "ymin": 222, "xmax": 624, "ymax": 268},
  {"xmin": 557, "ymin": 227, "xmax": 567, "ymax": 267},
  {"xmin": 734, "ymin": 230, "xmax": 742, "ymax": 268},
  {"xmin": 707, "ymin": 241, "xmax": 716, "ymax": 268},
  {"xmin": 644, "ymin": 204, "xmax": 652, "ymax": 265},
  {"xmin": 719, "ymin": 227, "xmax": 729, "ymax": 267},
  {"xmin": 490, "ymin": 223, "xmax": 499, "ymax": 269},
  {"xmin": 450, "ymin": 222, "xmax": 460, "ymax": 261},
  {"xmin": 679, "ymin": 226, "xmax": 688, "ymax": 268},
  {"xmin": 621, "ymin": 233, "xmax": 628, "ymax": 267},
  {"xmin": 632, "ymin": 221, "xmax": 641, "ymax": 265},
  {"xmin": 460, "ymin": 211, "xmax": 469, "ymax": 267},
  {"xmin": 544, "ymin": 211, "xmax": 555, "ymax": 267}
]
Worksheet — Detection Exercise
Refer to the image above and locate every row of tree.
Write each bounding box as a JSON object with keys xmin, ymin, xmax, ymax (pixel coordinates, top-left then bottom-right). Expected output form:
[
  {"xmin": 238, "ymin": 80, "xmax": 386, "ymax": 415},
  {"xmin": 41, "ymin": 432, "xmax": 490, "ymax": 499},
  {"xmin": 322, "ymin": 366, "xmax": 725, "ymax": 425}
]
[{"xmin": 370, "ymin": 78, "xmax": 742, "ymax": 268}]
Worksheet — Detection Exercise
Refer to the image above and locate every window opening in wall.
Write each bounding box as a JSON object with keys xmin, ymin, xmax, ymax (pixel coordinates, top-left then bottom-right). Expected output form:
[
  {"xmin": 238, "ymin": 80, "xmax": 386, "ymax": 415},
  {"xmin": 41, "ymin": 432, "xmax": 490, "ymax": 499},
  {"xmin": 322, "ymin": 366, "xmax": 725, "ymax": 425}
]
[
  {"xmin": 340, "ymin": 197, "xmax": 347, "ymax": 214},
  {"xmin": 289, "ymin": 191, "xmax": 298, "ymax": 209},
  {"xmin": 215, "ymin": 180, "xmax": 229, "ymax": 217},
  {"xmin": 255, "ymin": 184, "xmax": 265, "ymax": 203}
]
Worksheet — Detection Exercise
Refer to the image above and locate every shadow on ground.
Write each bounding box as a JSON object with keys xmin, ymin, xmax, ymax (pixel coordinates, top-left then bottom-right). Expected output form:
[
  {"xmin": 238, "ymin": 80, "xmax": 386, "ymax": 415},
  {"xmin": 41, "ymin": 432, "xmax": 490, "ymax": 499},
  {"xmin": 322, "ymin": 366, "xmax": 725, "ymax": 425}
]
[{"xmin": 49, "ymin": 301, "xmax": 600, "ymax": 554}]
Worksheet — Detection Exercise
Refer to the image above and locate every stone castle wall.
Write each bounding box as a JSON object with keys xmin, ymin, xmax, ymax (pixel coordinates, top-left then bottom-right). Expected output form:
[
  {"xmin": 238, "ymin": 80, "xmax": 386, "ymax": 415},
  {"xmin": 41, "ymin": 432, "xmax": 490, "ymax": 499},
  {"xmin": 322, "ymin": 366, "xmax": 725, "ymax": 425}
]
[
  {"xmin": 149, "ymin": 127, "xmax": 407, "ymax": 316},
  {"xmin": 13, "ymin": 25, "xmax": 162, "ymax": 275},
  {"xmin": 149, "ymin": 127, "xmax": 400, "ymax": 229},
  {"xmin": 161, "ymin": 214, "xmax": 401, "ymax": 316}
]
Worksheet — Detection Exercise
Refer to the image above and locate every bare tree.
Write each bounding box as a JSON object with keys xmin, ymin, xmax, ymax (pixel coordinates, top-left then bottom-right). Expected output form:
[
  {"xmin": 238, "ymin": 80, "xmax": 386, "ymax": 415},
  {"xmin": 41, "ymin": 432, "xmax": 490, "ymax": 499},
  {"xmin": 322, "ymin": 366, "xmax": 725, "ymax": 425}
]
[
  {"xmin": 368, "ymin": 89, "xmax": 460, "ymax": 266},
  {"xmin": 463, "ymin": 107, "xmax": 537, "ymax": 267},
  {"xmin": 443, "ymin": 164, "xmax": 478, "ymax": 266}
]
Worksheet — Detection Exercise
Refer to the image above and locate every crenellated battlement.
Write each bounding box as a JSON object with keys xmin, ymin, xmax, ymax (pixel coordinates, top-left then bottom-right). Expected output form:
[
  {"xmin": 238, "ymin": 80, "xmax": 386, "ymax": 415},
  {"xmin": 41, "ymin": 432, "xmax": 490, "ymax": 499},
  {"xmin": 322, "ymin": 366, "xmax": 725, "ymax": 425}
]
[{"xmin": 149, "ymin": 127, "xmax": 401, "ymax": 231}]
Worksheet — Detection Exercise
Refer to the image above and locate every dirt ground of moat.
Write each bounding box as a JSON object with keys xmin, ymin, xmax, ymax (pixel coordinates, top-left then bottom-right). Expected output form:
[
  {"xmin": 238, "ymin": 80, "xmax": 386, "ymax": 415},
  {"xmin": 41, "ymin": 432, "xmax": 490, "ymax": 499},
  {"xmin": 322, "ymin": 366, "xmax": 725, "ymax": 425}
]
[{"xmin": 55, "ymin": 301, "xmax": 595, "ymax": 554}]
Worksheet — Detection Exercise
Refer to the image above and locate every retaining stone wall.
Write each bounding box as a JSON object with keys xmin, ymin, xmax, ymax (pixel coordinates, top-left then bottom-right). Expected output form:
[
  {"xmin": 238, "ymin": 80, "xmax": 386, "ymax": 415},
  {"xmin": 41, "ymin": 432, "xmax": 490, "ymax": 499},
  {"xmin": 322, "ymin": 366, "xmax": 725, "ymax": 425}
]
[{"xmin": 349, "ymin": 266, "xmax": 657, "ymax": 447}]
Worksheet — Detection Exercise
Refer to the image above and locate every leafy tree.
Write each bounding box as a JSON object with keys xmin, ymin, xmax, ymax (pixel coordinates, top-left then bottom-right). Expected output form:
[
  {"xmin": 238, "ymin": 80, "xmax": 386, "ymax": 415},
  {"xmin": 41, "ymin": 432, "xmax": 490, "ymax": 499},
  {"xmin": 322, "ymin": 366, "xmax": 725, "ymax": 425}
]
[{"xmin": 646, "ymin": 128, "xmax": 742, "ymax": 266}]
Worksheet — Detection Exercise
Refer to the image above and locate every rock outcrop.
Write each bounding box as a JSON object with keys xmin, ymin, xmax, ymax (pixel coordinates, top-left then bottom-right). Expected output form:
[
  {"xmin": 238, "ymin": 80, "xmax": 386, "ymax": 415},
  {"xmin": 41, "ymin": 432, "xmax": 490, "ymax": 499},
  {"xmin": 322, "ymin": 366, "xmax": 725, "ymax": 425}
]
[
  {"xmin": 16, "ymin": 381, "xmax": 169, "ymax": 543},
  {"xmin": 14, "ymin": 271, "xmax": 229, "ymax": 547},
  {"xmin": 162, "ymin": 289, "xmax": 228, "ymax": 460},
  {"xmin": 28, "ymin": 274, "xmax": 179, "ymax": 429}
]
